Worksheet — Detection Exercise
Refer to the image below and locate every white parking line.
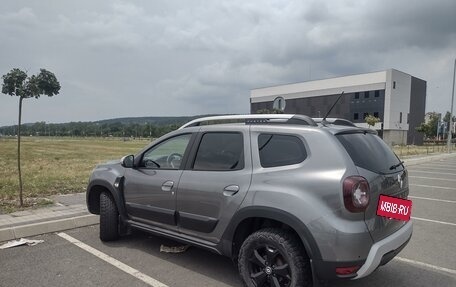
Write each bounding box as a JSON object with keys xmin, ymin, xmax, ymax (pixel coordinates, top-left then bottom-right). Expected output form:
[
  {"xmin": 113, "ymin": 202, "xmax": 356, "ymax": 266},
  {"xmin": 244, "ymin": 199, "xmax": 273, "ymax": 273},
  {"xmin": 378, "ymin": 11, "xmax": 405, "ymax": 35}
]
[
  {"xmin": 57, "ymin": 232, "xmax": 169, "ymax": 287},
  {"xmin": 409, "ymin": 196, "xmax": 456, "ymax": 204},
  {"xmin": 410, "ymin": 184, "xmax": 456, "ymax": 190},
  {"xmin": 407, "ymin": 167, "xmax": 456, "ymax": 174},
  {"xmin": 409, "ymin": 176, "xmax": 456, "ymax": 182},
  {"xmin": 412, "ymin": 217, "xmax": 456, "ymax": 227},
  {"xmin": 395, "ymin": 257, "xmax": 456, "ymax": 276},
  {"xmin": 408, "ymin": 170, "xmax": 456, "ymax": 176},
  {"xmin": 420, "ymin": 165, "xmax": 456, "ymax": 169}
]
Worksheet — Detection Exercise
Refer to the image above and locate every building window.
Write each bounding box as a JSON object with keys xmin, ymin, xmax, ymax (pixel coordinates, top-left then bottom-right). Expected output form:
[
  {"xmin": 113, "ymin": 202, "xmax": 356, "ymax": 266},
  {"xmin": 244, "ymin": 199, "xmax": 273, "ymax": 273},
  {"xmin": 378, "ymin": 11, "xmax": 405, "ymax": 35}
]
[
  {"xmin": 363, "ymin": 113, "xmax": 369, "ymax": 119},
  {"xmin": 354, "ymin": 92, "xmax": 359, "ymax": 99},
  {"xmin": 354, "ymin": 113, "xmax": 359, "ymax": 120},
  {"xmin": 374, "ymin": 112, "xmax": 379, "ymax": 118},
  {"xmin": 407, "ymin": 113, "xmax": 409, "ymax": 124},
  {"xmin": 364, "ymin": 91, "xmax": 369, "ymax": 98},
  {"xmin": 374, "ymin": 90, "xmax": 380, "ymax": 97},
  {"xmin": 393, "ymin": 81, "xmax": 396, "ymax": 89},
  {"xmin": 399, "ymin": 112, "xmax": 402, "ymax": 123}
]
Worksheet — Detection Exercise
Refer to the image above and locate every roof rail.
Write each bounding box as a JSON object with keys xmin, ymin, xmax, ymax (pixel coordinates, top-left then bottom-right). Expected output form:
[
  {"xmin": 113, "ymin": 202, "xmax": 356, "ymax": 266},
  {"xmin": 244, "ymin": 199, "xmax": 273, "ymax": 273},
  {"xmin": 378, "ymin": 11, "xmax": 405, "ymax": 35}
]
[
  {"xmin": 312, "ymin": 118, "xmax": 356, "ymax": 127},
  {"xmin": 179, "ymin": 114, "xmax": 317, "ymax": 129}
]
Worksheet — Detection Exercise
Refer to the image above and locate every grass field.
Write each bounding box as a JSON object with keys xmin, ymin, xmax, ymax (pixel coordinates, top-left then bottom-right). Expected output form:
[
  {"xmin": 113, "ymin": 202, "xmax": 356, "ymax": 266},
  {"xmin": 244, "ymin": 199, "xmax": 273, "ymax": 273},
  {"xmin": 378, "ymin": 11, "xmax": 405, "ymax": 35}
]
[
  {"xmin": 0, "ymin": 137, "xmax": 148, "ymax": 212},
  {"xmin": 0, "ymin": 136, "xmax": 453, "ymax": 212}
]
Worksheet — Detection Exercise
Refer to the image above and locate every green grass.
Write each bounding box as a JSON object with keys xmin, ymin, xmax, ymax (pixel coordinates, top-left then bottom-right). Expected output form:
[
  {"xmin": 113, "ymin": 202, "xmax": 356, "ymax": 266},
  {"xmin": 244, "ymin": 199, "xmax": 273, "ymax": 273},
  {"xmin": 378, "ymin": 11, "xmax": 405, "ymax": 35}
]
[
  {"xmin": 0, "ymin": 137, "xmax": 148, "ymax": 211},
  {"xmin": 0, "ymin": 136, "xmax": 452, "ymax": 212}
]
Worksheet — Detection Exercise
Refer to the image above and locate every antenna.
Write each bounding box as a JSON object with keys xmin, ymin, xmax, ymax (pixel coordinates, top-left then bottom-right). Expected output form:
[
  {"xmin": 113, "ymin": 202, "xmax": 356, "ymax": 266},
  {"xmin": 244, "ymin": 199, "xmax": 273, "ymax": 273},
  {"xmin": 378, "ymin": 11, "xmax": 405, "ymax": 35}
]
[{"xmin": 322, "ymin": 91, "xmax": 344, "ymax": 124}]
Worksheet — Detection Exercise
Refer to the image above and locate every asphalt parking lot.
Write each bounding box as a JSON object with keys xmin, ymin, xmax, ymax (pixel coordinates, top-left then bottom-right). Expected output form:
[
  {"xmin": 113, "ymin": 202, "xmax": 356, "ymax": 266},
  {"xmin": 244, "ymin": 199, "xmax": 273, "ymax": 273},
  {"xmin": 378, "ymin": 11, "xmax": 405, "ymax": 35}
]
[{"xmin": 1, "ymin": 157, "xmax": 455, "ymax": 287}]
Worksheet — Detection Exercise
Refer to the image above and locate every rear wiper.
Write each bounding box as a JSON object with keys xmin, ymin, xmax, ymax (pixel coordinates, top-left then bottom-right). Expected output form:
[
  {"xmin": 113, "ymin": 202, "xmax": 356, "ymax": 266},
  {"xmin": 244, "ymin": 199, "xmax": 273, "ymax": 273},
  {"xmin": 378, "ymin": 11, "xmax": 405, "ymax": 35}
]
[{"xmin": 389, "ymin": 161, "xmax": 404, "ymax": 170}]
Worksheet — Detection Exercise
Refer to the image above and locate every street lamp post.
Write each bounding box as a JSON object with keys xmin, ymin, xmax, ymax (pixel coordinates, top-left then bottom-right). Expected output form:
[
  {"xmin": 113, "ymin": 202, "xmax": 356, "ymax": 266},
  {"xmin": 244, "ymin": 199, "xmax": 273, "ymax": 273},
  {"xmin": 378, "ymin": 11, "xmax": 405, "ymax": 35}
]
[{"xmin": 448, "ymin": 59, "xmax": 455, "ymax": 153}]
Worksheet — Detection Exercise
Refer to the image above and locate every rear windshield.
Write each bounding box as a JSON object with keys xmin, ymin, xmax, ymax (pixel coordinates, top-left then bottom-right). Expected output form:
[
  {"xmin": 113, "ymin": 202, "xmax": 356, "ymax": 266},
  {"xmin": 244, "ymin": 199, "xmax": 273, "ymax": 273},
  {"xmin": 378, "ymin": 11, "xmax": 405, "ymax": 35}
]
[{"xmin": 336, "ymin": 132, "xmax": 403, "ymax": 174}]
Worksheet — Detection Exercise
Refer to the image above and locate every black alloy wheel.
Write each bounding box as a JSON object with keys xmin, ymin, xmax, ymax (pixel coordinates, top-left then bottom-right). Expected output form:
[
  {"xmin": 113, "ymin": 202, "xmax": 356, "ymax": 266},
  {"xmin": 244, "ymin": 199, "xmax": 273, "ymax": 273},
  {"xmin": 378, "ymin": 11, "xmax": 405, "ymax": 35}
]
[
  {"xmin": 238, "ymin": 228, "xmax": 311, "ymax": 287},
  {"xmin": 248, "ymin": 244, "xmax": 292, "ymax": 286}
]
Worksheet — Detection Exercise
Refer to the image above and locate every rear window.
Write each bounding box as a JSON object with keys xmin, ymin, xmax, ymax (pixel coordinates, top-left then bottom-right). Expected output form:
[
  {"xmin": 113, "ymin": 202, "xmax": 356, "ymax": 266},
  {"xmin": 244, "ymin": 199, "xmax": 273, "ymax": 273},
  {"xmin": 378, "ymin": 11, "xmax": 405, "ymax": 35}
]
[
  {"xmin": 258, "ymin": 134, "xmax": 307, "ymax": 168},
  {"xmin": 336, "ymin": 132, "xmax": 402, "ymax": 174}
]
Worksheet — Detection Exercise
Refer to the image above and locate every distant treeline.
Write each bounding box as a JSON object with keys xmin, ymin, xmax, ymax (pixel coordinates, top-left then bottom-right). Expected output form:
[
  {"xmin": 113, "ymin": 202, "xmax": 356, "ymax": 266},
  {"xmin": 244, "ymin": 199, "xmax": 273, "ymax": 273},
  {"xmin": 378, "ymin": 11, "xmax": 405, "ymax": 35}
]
[{"xmin": 0, "ymin": 115, "xmax": 217, "ymax": 138}]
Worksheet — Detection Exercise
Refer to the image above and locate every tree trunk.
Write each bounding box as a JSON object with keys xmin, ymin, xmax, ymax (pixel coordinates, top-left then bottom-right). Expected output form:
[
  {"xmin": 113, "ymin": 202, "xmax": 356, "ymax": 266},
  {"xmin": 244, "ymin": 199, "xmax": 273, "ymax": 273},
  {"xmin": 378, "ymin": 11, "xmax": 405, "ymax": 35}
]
[{"xmin": 18, "ymin": 97, "xmax": 23, "ymax": 207}]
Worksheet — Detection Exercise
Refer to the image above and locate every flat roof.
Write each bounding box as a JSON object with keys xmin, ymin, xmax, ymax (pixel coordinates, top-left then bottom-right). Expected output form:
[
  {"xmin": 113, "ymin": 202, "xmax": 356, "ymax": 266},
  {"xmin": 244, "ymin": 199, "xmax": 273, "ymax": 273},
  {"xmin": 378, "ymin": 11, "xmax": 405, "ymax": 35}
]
[{"xmin": 251, "ymin": 70, "xmax": 390, "ymax": 99}]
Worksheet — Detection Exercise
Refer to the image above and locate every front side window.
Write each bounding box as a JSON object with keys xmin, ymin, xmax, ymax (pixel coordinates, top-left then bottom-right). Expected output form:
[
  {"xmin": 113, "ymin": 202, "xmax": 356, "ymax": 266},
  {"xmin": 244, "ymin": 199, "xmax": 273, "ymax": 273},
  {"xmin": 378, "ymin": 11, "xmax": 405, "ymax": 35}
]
[
  {"xmin": 141, "ymin": 134, "xmax": 191, "ymax": 169},
  {"xmin": 258, "ymin": 134, "xmax": 307, "ymax": 168},
  {"xmin": 193, "ymin": 133, "xmax": 244, "ymax": 171}
]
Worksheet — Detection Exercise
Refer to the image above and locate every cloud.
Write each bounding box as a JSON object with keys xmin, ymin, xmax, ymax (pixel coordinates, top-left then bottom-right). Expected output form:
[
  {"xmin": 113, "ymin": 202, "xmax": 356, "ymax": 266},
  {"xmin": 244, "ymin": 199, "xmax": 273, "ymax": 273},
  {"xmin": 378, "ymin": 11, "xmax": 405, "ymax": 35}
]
[
  {"xmin": 1, "ymin": 0, "xmax": 455, "ymax": 126},
  {"xmin": 0, "ymin": 7, "xmax": 37, "ymax": 26}
]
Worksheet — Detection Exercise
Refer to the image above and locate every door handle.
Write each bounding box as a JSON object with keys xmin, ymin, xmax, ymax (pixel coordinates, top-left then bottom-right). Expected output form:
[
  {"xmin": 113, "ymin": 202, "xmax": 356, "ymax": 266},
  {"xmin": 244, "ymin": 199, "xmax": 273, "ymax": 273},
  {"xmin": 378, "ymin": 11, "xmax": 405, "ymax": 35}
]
[
  {"xmin": 162, "ymin": 181, "xmax": 174, "ymax": 192},
  {"xmin": 223, "ymin": 185, "xmax": 240, "ymax": 196}
]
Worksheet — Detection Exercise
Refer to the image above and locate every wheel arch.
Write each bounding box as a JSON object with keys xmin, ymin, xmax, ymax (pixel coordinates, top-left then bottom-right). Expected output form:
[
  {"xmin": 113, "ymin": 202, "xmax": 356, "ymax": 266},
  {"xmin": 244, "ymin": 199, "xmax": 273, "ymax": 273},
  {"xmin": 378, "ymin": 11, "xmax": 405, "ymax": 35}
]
[
  {"xmin": 86, "ymin": 178, "xmax": 127, "ymax": 218},
  {"xmin": 221, "ymin": 206, "xmax": 322, "ymax": 261}
]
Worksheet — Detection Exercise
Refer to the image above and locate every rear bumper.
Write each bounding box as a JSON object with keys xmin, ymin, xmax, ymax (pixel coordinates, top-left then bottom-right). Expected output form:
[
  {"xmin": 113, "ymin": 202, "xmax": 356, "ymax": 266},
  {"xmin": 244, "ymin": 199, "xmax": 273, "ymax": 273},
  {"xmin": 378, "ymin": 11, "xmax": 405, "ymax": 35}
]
[{"xmin": 353, "ymin": 220, "xmax": 413, "ymax": 279}]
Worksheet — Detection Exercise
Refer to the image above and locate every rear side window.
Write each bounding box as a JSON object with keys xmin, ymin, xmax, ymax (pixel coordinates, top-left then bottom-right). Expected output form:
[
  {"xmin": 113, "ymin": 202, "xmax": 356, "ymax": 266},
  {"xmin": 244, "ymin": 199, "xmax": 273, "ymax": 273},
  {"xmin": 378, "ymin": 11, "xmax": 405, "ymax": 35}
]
[
  {"xmin": 336, "ymin": 132, "xmax": 402, "ymax": 174},
  {"xmin": 258, "ymin": 134, "xmax": 307, "ymax": 168},
  {"xmin": 193, "ymin": 132, "xmax": 244, "ymax": 171}
]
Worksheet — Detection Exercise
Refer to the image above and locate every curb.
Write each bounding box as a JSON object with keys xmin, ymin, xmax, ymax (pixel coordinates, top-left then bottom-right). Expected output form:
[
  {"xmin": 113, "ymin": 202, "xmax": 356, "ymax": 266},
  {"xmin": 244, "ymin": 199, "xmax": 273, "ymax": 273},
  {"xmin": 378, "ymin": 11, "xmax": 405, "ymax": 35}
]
[
  {"xmin": 0, "ymin": 214, "xmax": 99, "ymax": 243},
  {"xmin": 403, "ymin": 152, "xmax": 456, "ymax": 167}
]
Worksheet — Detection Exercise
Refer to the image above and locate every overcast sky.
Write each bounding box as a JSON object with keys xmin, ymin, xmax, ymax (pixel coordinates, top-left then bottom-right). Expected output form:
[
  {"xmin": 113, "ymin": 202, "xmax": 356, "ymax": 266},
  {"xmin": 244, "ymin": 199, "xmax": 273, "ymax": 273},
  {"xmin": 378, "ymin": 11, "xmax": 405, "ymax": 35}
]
[{"xmin": 1, "ymin": 0, "xmax": 455, "ymax": 126}]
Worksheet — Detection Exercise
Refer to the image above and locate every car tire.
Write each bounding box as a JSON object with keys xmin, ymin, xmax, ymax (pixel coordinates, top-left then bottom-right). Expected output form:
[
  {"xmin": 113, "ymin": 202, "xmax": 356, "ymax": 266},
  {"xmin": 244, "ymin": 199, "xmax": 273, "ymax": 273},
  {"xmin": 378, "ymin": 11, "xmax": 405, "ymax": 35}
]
[
  {"xmin": 100, "ymin": 192, "xmax": 119, "ymax": 241},
  {"xmin": 238, "ymin": 228, "xmax": 312, "ymax": 287}
]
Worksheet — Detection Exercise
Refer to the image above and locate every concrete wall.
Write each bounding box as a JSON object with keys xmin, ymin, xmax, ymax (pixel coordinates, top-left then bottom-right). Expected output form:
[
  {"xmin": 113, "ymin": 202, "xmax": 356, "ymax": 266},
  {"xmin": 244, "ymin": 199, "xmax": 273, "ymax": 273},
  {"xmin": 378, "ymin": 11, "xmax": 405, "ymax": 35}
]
[
  {"xmin": 383, "ymin": 130, "xmax": 408, "ymax": 146},
  {"xmin": 384, "ymin": 69, "xmax": 411, "ymax": 130}
]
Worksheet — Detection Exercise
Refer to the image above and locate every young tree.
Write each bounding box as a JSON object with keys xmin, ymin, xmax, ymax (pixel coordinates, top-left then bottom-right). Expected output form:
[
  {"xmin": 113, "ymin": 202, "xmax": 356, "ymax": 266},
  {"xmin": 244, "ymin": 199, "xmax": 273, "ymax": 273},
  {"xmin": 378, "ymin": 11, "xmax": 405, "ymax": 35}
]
[
  {"xmin": 365, "ymin": 114, "xmax": 380, "ymax": 128},
  {"xmin": 2, "ymin": 68, "xmax": 60, "ymax": 206},
  {"xmin": 416, "ymin": 112, "xmax": 440, "ymax": 139}
]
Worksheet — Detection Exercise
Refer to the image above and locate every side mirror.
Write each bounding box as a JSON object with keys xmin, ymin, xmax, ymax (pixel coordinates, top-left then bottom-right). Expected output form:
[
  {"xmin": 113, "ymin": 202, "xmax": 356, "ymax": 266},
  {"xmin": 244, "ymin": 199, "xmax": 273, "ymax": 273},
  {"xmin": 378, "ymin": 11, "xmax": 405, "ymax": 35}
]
[{"xmin": 121, "ymin": 155, "xmax": 135, "ymax": 168}]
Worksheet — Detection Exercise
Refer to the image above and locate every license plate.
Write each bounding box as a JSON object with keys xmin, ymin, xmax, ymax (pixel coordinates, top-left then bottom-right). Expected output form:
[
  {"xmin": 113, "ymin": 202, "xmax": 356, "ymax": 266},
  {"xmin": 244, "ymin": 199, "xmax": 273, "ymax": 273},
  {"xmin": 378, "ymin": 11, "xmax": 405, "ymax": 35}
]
[{"xmin": 377, "ymin": 195, "xmax": 412, "ymax": 221}]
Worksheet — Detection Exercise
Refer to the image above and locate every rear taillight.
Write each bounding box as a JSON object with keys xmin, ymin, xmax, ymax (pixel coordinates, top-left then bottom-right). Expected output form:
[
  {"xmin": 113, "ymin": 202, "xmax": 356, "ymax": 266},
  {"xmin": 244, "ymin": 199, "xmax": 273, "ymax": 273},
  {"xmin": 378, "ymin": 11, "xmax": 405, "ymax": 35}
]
[
  {"xmin": 343, "ymin": 176, "xmax": 370, "ymax": 212},
  {"xmin": 336, "ymin": 266, "xmax": 360, "ymax": 276}
]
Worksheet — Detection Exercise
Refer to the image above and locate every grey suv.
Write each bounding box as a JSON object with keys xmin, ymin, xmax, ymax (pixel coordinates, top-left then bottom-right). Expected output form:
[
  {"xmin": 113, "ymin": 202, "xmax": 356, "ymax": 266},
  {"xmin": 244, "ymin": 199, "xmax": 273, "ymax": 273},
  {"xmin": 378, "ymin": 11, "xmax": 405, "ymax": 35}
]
[{"xmin": 86, "ymin": 114, "xmax": 412, "ymax": 287}]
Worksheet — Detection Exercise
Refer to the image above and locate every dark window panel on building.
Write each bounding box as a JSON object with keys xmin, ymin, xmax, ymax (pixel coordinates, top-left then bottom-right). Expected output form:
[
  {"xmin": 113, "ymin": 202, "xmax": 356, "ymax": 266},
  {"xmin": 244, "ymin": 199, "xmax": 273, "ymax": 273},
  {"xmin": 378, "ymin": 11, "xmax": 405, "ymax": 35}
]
[
  {"xmin": 354, "ymin": 113, "xmax": 359, "ymax": 120},
  {"xmin": 364, "ymin": 91, "xmax": 370, "ymax": 98},
  {"xmin": 399, "ymin": 112, "xmax": 402, "ymax": 123},
  {"xmin": 375, "ymin": 90, "xmax": 380, "ymax": 97},
  {"xmin": 374, "ymin": 112, "xmax": 379, "ymax": 118},
  {"xmin": 393, "ymin": 81, "xmax": 396, "ymax": 89},
  {"xmin": 354, "ymin": 92, "xmax": 359, "ymax": 99},
  {"xmin": 364, "ymin": 113, "xmax": 369, "ymax": 119}
]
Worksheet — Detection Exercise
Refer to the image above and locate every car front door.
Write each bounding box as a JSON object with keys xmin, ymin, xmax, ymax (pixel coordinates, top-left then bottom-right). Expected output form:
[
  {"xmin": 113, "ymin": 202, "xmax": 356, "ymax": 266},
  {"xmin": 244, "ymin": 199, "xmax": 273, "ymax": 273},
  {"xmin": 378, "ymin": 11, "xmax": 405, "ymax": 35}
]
[
  {"xmin": 123, "ymin": 133, "xmax": 193, "ymax": 229},
  {"xmin": 176, "ymin": 127, "xmax": 252, "ymax": 242}
]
